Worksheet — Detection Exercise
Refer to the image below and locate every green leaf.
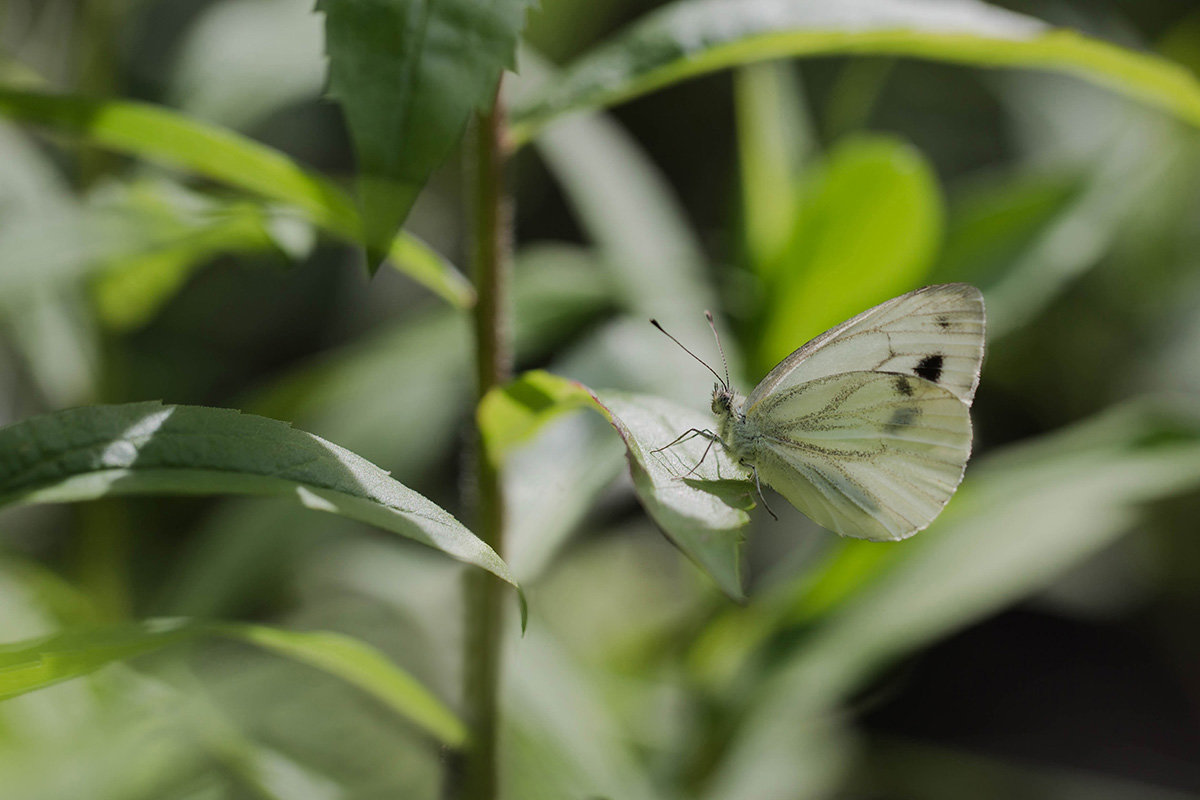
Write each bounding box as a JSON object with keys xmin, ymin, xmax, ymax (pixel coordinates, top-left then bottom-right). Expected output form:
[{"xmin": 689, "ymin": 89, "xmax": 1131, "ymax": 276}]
[
  {"xmin": 687, "ymin": 538, "xmax": 895, "ymax": 691},
  {"xmin": 504, "ymin": 627, "xmax": 663, "ymax": 800},
  {"xmin": 215, "ymin": 623, "xmax": 465, "ymax": 746},
  {"xmin": 735, "ymin": 61, "xmax": 812, "ymax": 268},
  {"xmin": 318, "ymin": 0, "xmax": 536, "ymax": 267},
  {"xmin": 481, "ymin": 368, "xmax": 628, "ymax": 582},
  {"xmin": 0, "ymin": 186, "xmax": 271, "ymax": 309},
  {"xmin": 480, "ymin": 371, "xmax": 751, "ymax": 598},
  {"xmin": 0, "ymin": 88, "xmax": 473, "ymax": 306},
  {"xmin": 983, "ymin": 124, "xmax": 1189, "ymax": 337},
  {"xmin": 478, "ymin": 370, "xmax": 598, "ymax": 463},
  {"xmin": 170, "ymin": 0, "xmax": 325, "ymax": 131},
  {"xmin": 596, "ymin": 390, "xmax": 753, "ymax": 601},
  {"xmin": 504, "ymin": 413, "xmax": 627, "ymax": 583},
  {"xmin": 934, "ymin": 172, "xmax": 1081, "ymax": 286},
  {"xmin": 163, "ymin": 247, "xmax": 611, "ymax": 617},
  {"xmin": 0, "ymin": 619, "xmax": 465, "ymax": 745},
  {"xmin": 88, "ymin": 181, "xmax": 295, "ymax": 330},
  {"xmin": 756, "ymin": 135, "xmax": 941, "ymax": 371},
  {"xmin": 706, "ymin": 401, "xmax": 1200, "ymax": 796},
  {"xmin": 0, "ymin": 620, "xmax": 197, "ymax": 700},
  {"xmin": 0, "ymin": 88, "xmax": 357, "ymax": 232},
  {"xmin": 0, "ymin": 402, "xmax": 517, "ymax": 591},
  {"xmin": 509, "ymin": 0, "xmax": 1200, "ymax": 144},
  {"xmin": 515, "ymin": 51, "xmax": 725, "ymax": 397}
]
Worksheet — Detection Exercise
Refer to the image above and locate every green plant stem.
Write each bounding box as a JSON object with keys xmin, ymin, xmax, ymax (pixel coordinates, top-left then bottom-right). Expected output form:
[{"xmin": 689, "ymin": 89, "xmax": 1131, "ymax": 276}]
[
  {"xmin": 822, "ymin": 57, "xmax": 894, "ymax": 143},
  {"xmin": 74, "ymin": 0, "xmax": 128, "ymax": 186},
  {"xmin": 460, "ymin": 82, "xmax": 512, "ymax": 800}
]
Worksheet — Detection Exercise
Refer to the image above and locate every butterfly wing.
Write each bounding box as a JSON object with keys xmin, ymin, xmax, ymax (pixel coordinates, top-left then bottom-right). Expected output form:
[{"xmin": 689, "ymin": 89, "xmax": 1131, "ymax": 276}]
[
  {"xmin": 746, "ymin": 283, "xmax": 985, "ymax": 410},
  {"xmin": 746, "ymin": 370, "xmax": 972, "ymax": 541}
]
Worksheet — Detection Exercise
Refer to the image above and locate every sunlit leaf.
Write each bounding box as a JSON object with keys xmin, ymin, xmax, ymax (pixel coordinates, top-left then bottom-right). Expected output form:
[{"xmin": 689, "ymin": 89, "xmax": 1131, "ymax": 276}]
[
  {"xmin": 162, "ymin": 247, "xmax": 611, "ymax": 618},
  {"xmin": 0, "ymin": 619, "xmax": 465, "ymax": 745},
  {"xmin": 0, "ymin": 402, "xmax": 517, "ymax": 590},
  {"xmin": 688, "ymin": 538, "xmax": 894, "ymax": 691},
  {"xmin": 318, "ymin": 0, "xmax": 536, "ymax": 267},
  {"xmin": 479, "ymin": 370, "xmax": 598, "ymax": 463},
  {"xmin": 510, "ymin": 0, "xmax": 1200, "ymax": 143},
  {"xmin": 481, "ymin": 371, "xmax": 751, "ymax": 598}
]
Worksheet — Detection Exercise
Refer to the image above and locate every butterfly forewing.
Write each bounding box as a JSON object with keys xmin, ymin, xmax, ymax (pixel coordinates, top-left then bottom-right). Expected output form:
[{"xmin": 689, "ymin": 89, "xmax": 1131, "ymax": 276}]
[
  {"xmin": 747, "ymin": 284, "xmax": 985, "ymax": 410},
  {"xmin": 746, "ymin": 370, "xmax": 973, "ymax": 541}
]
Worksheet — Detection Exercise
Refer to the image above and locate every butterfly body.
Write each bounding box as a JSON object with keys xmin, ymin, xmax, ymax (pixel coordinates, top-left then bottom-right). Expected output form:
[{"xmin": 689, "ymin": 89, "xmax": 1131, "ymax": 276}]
[
  {"xmin": 711, "ymin": 385, "xmax": 755, "ymax": 463},
  {"xmin": 686, "ymin": 284, "xmax": 986, "ymax": 542}
]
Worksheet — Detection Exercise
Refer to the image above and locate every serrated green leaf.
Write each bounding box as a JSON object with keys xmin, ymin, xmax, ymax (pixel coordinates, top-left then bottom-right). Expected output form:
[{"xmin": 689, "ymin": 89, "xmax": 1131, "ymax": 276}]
[
  {"xmin": 0, "ymin": 619, "xmax": 465, "ymax": 745},
  {"xmin": 481, "ymin": 371, "xmax": 751, "ymax": 598},
  {"xmin": 318, "ymin": 0, "xmax": 536, "ymax": 268},
  {"xmin": 0, "ymin": 402, "xmax": 516, "ymax": 591},
  {"xmin": 510, "ymin": 0, "xmax": 1200, "ymax": 144},
  {"xmin": 756, "ymin": 134, "xmax": 942, "ymax": 371},
  {"xmin": 0, "ymin": 88, "xmax": 473, "ymax": 306}
]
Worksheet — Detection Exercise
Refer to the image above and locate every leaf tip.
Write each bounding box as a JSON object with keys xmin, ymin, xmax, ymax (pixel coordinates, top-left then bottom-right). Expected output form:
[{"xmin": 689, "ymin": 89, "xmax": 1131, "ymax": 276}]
[{"xmin": 517, "ymin": 588, "xmax": 529, "ymax": 635}]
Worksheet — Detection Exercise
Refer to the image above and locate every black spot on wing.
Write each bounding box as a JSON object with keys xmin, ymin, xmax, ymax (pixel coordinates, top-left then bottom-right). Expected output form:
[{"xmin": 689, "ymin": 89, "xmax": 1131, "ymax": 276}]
[
  {"xmin": 894, "ymin": 375, "xmax": 914, "ymax": 396},
  {"xmin": 937, "ymin": 315, "xmax": 951, "ymax": 329},
  {"xmin": 915, "ymin": 354, "xmax": 944, "ymax": 383}
]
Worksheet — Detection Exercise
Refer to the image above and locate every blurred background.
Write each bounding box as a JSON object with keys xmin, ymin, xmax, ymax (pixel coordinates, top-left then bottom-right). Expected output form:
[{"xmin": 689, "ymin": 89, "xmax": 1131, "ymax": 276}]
[{"xmin": 2, "ymin": 0, "xmax": 1200, "ymax": 798}]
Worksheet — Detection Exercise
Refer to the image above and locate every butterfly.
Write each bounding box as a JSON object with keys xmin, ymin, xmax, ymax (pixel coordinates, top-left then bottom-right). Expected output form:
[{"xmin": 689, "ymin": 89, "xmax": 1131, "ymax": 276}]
[{"xmin": 652, "ymin": 284, "xmax": 985, "ymax": 541}]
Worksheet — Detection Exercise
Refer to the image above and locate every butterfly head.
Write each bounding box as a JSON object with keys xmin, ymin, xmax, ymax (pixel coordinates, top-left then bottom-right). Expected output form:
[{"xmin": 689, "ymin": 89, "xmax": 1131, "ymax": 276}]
[{"xmin": 711, "ymin": 384, "xmax": 736, "ymax": 416}]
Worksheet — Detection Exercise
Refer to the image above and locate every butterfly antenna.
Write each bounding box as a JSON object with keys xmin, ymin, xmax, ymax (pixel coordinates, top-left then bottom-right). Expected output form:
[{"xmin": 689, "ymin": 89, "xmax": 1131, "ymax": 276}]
[
  {"xmin": 650, "ymin": 319, "xmax": 725, "ymax": 386},
  {"xmin": 704, "ymin": 310, "xmax": 731, "ymax": 390}
]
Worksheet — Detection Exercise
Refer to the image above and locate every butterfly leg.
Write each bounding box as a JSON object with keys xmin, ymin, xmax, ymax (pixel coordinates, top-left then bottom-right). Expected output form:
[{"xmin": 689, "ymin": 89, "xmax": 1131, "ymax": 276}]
[
  {"xmin": 751, "ymin": 466, "xmax": 779, "ymax": 521},
  {"xmin": 652, "ymin": 427, "xmax": 713, "ymax": 453},
  {"xmin": 679, "ymin": 434, "xmax": 721, "ymax": 478},
  {"xmin": 653, "ymin": 428, "xmax": 728, "ymax": 479}
]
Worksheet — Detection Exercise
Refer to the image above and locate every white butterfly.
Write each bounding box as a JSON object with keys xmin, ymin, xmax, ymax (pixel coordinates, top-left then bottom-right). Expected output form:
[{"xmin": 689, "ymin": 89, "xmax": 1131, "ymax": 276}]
[{"xmin": 655, "ymin": 284, "xmax": 985, "ymax": 541}]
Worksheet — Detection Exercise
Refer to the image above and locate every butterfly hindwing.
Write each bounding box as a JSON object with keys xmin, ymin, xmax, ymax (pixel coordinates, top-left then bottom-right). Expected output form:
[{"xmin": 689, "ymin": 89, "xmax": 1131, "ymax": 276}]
[
  {"xmin": 746, "ymin": 370, "xmax": 973, "ymax": 541},
  {"xmin": 746, "ymin": 283, "xmax": 985, "ymax": 410}
]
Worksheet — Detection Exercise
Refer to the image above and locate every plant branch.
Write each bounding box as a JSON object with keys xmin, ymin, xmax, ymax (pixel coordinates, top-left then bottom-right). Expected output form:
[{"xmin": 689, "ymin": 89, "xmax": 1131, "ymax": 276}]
[{"xmin": 457, "ymin": 79, "xmax": 512, "ymax": 800}]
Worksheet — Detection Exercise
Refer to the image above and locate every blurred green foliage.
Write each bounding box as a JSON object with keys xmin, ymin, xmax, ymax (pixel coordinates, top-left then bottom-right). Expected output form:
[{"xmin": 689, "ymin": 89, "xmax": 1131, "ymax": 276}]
[{"xmin": 1, "ymin": 0, "xmax": 1200, "ymax": 798}]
